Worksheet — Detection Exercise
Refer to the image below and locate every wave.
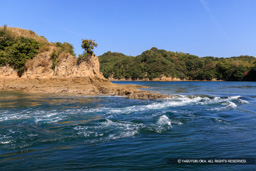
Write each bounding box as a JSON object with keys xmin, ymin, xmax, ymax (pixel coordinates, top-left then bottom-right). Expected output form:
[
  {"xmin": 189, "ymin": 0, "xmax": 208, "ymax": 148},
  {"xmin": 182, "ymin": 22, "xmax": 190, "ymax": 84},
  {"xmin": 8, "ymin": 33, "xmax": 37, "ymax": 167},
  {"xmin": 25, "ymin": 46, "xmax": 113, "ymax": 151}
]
[
  {"xmin": 73, "ymin": 115, "xmax": 180, "ymax": 143},
  {"xmin": 101, "ymin": 95, "xmax": 248, "ymax": 114},
  {"xmin": 74, "ymin": 119, "xmax": 143, "ymax": 141},
  {"xmin": 101, "ymin": 96, "xmax": 204, "ymax": 115},
  {"xmin": 209, "ymin": 101, "xmax": 237, "ymax": 111},
  {"xmin": 0, "ymin": 135, "xmax": 13, "ymax": 145},
  {"xmin": 157, "ymin": 115, "xmax": 171, "ymax": 126},
  {"xmin": 201, "ymin": 95, "xmax": 248, "ymax": 111},
  {"xmin": 0, "ymin": 93, "xmax": 251, "ymax": 150}
]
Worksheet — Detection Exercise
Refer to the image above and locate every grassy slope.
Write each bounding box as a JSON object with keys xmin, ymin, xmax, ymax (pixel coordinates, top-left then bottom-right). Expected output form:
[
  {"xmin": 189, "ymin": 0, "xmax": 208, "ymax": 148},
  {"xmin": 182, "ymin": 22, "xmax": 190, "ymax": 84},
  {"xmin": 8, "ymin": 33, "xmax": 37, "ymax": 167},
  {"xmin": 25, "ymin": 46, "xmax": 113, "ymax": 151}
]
[{"xmin": 0, "ymin": 26, "xmax": 49, "ymax": 44}]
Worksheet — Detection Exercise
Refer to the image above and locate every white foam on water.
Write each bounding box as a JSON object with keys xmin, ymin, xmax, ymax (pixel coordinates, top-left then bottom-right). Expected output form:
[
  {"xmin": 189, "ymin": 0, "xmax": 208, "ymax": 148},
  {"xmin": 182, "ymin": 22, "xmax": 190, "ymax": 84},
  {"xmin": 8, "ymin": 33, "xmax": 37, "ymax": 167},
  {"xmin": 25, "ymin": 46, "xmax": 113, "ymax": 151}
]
[
  {"xmin": 197, "ymin": 95, "xmax": 248, "ymax": 105},
  {"xmin": 28, "ymin": 134, "xmax": 38, "ymax": 137},
  {"xmin": 102, "ymin": 119, "xmax": 143, "ymax": 139},
  {"xmin": 209, "ymin": 101, "xmax": 237, "ymax": 111},
  {"xmin": 102, "ymin": 96, "xmax": 203, "ymax": 115},
  {"xmin": 151, "ymin": 115, "xmax": 173, "ymax": 133},
  {"xmin": 0, "ymin": 113, "xmax": 30, "ymax": 122},
  {"xmin": 0, "ymin": 106, "xmax": 107, "ymax": 123},
  {"xmin": 172, "ymin": 120, "xmax": 183, "ymax": 125},
  {"xmin": 0, "ymin": 135, "xmax": 13, "ymax": 145},
  {"xmin": 0, "ymin": 140, "xmax": 12, "ymax": 144},
  {"xmin": 0, "ymin": 107, "xmax": 83, "ymax": 124},
  {"xmin": 194, "ymin": 95, "xmax": 248, "ymax": 112},
  {"xmin": 34, "ymin": 111, "xmax": 64, "ymax": 123},
  {"xmin": 238, "ymin": 99, "xmax": 249, "ymax": 104},
  {"xmin": 213, "ymin": 118, "xmax": 227, "ymax": 123},
  {"xmin": 75, "ymin": 126, "xmax": 103, "ymax": 138},
  {"xmin": 228, "ymin": 96, "xmax": 241, "ymax": 100},
  {"xmin": 74, "ymin": 119, "xmax": 145, "ymax": 141},
  {"xmin": 197, "ymin": 97, "xmax": 220, "ymax": 105},
  {"xmin": 227, "ymin": 101, "xmax": 237, "ymax": 108},
  {"xmin": 157, "ymin": 115, "xmax": 171, "ymax": 126},
  {"xmin": 0, "ymin": 95, "xmax": 249, "ymax": 131}
]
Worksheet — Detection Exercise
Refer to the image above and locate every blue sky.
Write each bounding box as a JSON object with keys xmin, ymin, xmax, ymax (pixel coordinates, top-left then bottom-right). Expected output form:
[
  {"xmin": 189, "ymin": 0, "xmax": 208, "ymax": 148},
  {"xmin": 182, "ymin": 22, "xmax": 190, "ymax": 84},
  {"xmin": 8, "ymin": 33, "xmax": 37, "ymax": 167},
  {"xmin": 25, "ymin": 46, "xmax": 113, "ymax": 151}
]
[{"xmin": 1, "ymin": 0, "xmax": 256, "ymax": 57}]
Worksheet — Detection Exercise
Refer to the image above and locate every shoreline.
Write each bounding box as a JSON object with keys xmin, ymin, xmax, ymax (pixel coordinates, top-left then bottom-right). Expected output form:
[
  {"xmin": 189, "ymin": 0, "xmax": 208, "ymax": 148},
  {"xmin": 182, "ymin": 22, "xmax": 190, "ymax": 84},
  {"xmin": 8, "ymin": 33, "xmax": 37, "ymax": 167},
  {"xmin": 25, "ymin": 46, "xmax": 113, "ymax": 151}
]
[
  {"xmin": 0, "ymin": 77, "xmax": 172, "ymax": 100},
  {"xmin": 109, "ymin": 79, "xmax": 224, "ymax": 82}
]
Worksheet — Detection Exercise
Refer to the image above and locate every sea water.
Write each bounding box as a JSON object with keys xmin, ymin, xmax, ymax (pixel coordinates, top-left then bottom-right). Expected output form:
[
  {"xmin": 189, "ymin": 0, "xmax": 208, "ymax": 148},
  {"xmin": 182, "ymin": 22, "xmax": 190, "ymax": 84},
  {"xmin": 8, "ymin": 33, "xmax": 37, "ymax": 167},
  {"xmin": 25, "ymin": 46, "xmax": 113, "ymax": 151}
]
[{"xmin": 0, "ymin": 81, "xmax": 256, "ymax": 170}]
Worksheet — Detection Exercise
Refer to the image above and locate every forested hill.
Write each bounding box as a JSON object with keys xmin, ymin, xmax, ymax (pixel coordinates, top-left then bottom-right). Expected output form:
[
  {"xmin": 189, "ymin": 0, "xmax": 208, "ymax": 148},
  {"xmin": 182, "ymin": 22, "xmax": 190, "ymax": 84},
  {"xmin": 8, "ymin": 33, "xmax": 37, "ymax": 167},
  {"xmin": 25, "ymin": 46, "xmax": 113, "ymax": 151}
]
[{"xmin": 98, "ymin": 48, "xmax": 256, "ymax": 81}]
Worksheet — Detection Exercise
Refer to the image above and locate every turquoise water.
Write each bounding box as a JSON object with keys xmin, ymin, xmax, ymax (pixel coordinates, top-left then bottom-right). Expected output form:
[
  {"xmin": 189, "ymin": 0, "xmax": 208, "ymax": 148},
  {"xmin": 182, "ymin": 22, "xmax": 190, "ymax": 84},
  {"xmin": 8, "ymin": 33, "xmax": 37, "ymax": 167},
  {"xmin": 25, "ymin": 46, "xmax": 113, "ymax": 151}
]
[{"xmin": 1, "ymin": 81, "xmax": 256, "ymax": 170}]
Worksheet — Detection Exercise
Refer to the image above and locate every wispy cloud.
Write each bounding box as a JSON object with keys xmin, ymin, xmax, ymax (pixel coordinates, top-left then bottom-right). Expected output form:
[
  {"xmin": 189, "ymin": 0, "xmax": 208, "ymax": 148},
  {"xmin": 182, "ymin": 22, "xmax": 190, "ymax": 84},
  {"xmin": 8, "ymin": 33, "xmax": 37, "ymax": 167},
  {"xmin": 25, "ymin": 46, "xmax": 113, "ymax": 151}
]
[
  {"xmin": 41, "ymin": 18, "xmax": 84, "ymax": 37},
  {"xmin": 200, "ymin": 0, "xmax": 227, "ymax": 39}
]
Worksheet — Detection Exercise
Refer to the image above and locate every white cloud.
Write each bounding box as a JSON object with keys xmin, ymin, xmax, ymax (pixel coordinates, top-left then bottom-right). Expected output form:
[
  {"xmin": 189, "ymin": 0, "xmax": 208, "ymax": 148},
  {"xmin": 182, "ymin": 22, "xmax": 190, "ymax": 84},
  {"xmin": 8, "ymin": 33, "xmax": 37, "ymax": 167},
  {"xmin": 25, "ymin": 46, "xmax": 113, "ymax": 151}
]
[{"xmin": 200, "ymin": 0, "xmax": 227, "ymax": 39}]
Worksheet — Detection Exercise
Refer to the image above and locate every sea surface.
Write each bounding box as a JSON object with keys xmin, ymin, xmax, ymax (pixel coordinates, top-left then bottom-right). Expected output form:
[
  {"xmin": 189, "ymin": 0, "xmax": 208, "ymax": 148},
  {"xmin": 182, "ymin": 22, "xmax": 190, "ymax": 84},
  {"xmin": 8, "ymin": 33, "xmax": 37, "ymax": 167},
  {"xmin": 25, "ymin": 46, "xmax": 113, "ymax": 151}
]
[{"xmin": 0, "ymin": 81, "xmax": 256, "ymax": 170}]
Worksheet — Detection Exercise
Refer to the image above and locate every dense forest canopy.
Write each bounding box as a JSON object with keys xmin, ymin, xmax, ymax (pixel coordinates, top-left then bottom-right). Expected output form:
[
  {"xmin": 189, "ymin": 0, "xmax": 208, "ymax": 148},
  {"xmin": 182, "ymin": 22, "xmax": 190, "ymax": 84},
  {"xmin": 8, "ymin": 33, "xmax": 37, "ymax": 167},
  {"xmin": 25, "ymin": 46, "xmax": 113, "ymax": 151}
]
[{"xmin": 99, "ymin": 47, "xmax": 256, "ymax": 81}]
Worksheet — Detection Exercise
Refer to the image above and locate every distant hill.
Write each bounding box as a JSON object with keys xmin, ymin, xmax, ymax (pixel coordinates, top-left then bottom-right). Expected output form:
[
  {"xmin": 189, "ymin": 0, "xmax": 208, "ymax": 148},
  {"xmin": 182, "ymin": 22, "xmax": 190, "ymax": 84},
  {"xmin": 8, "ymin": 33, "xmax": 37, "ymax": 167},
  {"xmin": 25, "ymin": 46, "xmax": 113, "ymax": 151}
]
[{"xmin": 99, "ymin": 48, "xmax": 256, "ymax": 81}]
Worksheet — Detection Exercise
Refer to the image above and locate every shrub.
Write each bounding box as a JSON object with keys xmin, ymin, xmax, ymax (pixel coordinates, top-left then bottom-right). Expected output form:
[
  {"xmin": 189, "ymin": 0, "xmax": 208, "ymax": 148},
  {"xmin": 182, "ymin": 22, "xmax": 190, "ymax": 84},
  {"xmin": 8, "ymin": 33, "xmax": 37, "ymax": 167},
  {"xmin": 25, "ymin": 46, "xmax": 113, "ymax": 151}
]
[
  {"xmin": 77, "ymin": 53, "xmax": 90, "ymax": 65},
  {"xmin": 0, "ymin": 27, "xmax": 40, "ymax": 76},
  {"xmin": 38, "ymin": 43, "xmax": 50, "ymax": 53},
  {"xmin": 54, "ymin": 42, "xmax": 75, "ymax": 56},
  {"xmin": 0, "ymin": 50, "xmax": 6, "ymax": 66},
  {"xmin": 50, "ymin": 42, "xmax": 75, "ymax": 70},
  {"xmin": 50, "ymin": 50, "xmax": 60, "ymax": 70}
]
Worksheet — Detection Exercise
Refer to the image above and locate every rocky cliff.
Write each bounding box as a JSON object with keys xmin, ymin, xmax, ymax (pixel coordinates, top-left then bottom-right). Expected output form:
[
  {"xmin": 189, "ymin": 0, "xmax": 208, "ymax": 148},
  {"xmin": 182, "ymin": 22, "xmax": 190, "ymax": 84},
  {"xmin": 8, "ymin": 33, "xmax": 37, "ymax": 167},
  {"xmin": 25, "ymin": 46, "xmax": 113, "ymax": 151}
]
[{"xmin": 0, "ymin": 47, "xmax": 106, "ymax": 80}]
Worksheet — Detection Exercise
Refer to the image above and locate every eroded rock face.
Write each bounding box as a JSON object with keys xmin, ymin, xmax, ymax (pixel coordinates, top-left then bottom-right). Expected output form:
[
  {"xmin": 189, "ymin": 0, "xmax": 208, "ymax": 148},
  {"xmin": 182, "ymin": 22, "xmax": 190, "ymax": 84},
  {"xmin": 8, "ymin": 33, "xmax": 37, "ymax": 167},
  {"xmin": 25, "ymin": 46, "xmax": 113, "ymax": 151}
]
[
  {"xmin": 23, "ymin": 51, "xmax": 54, "ymax": 78},
  {"xmin": 53, "ymin": 54, "xmax": 105, "ymax": 79},
  {"xmin": 69, "ymin": 55, "xmax": 105, "ymax": 79},
  {"xmin": 0, "ymin": 65, "xmax": 17, "ymax": 78},
  {"xmin": 1, "ymin": 49, "xmax": 106, "ymax": 80}
]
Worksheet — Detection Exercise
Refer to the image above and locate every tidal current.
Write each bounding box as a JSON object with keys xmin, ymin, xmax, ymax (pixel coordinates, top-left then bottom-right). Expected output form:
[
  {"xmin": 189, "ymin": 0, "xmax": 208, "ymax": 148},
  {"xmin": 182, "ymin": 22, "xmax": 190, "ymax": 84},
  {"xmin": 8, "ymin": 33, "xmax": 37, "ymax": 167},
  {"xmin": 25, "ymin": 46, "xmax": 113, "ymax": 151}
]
[{"xmin": 0, "ymin": 81, "xmax": 256, "ymax": 170}]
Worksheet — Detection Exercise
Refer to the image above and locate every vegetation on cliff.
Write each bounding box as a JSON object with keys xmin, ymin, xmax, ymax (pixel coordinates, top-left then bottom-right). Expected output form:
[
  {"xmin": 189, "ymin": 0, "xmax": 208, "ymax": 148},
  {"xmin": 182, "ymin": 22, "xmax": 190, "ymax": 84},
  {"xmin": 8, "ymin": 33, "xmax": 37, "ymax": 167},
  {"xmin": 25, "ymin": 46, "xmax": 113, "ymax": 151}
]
[
  {"xmin": 99, "ymin": 48, "xmax": 256, "ymax": 81},
  {"xmin": 50, "ymin": 42, "xmax": 75, "ymax": 69},
  {"xmin": 77, "ymin": 39, "xmax": 98, "ymax": 65},
  {"xmin": 0, "ymin": 26, "xmax": 76, "ymax": 76},
  {"xmin": 0, "ymin": 26, "xmax": 44, "ymax": 76}
]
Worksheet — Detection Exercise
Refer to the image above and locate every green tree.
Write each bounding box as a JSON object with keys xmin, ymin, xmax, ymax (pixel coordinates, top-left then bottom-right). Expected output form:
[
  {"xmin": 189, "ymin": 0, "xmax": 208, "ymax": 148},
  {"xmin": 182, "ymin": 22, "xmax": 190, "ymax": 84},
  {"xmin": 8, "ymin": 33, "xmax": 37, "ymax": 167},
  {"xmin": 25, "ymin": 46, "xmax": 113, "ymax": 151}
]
[
  {"xmin": 0, "ymin": 27, "xmax": 40, "ymax": 76},
  {"xmin": 81, "ymin": 39, "xmax": 97, "ymax": 55}
]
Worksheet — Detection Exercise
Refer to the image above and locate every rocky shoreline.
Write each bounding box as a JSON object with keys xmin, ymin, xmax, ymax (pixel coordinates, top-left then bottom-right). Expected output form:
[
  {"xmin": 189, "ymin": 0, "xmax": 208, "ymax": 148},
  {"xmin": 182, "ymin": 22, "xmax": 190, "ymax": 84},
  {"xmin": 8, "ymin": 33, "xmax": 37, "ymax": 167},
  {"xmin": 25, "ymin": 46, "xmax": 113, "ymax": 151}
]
[
  {"xmin": 109, "ymin": 78, "xmax": 222, "ymax": 82},
  {"xmin": 0, "ymin": 77, "xmax": 171, "ymax": 100}
]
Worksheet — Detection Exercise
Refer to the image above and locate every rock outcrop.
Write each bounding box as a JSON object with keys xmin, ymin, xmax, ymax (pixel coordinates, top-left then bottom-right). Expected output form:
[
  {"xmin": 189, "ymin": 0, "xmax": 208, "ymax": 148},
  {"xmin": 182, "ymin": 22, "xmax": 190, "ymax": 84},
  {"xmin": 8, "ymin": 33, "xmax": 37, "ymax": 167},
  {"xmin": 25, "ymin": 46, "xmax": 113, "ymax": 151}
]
[
  {"xmin": 4, "ymin": 47, "xmax": 106, "ymax": 80},
  {"xmin": 0, "ymin": 65, "xmax": 18, "ymax": 78}
]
